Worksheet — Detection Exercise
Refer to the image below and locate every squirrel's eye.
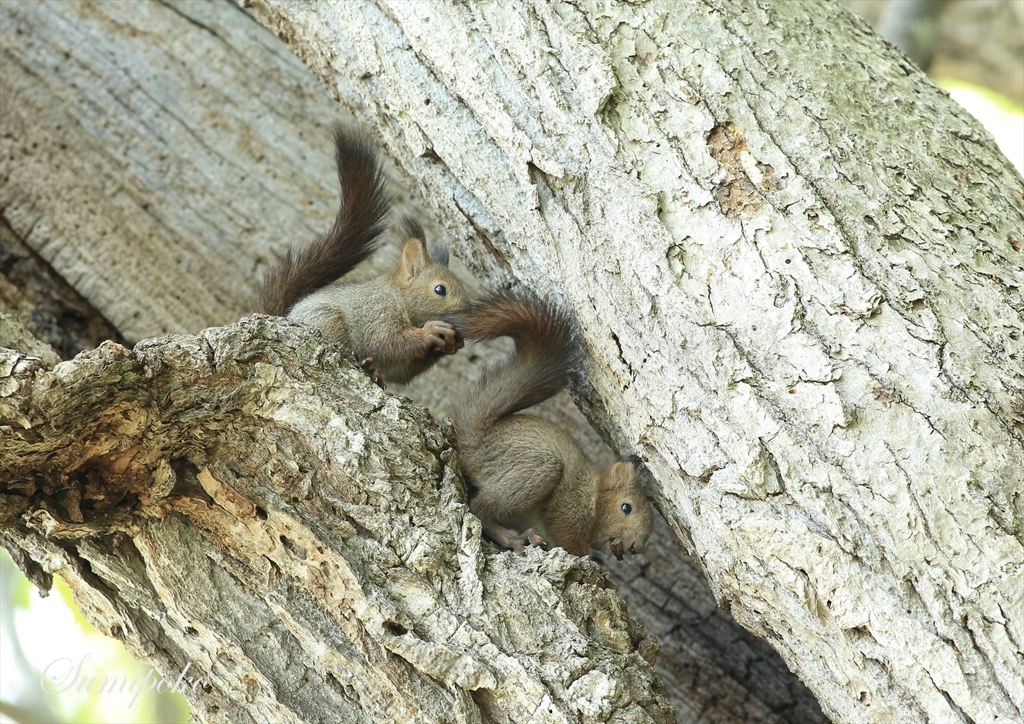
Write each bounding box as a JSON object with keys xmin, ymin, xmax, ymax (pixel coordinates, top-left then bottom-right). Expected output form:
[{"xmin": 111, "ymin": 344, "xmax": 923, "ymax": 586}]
[
  {"xmin": 434, "ymin": 284, "xmax": 447, "ymax": 297},
  {"xmin": 621, "ymin": 502, "xmax": 632, "ymax": 515}
]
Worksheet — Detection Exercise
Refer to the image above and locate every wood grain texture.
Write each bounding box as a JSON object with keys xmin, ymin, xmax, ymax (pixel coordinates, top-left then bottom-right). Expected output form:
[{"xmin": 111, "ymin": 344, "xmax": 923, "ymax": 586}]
[
  {"xmin": 1, "ymin": 217, "xmax": 124, "ymax": 359},
  {"xmin": 1, "ymin": 0, "xmax": 340, "ymax": 341}
]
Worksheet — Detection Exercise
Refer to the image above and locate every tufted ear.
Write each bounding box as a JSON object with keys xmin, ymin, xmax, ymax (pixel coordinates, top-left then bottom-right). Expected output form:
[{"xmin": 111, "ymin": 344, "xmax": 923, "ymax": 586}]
[
  {"xmin": 429, "ymin": 245, "xmax": 450, "ymax": 266},
  {"xmin": 397, "ymin": 214, "xmax": 448, "ymax": 267},
  {"xmin": 600, "ymin": 461, "xmax": 637, "ymax": 492},
  {"xmin": 399, "ymin": 216, "xmax": 425, "ymax": 243},
  {"xmin": 394, "ymin": 235, "xmax": 430, "ymax": 284},
  {"xmin": 624, "ymin": 455, "xmax": 647, "ymax": 484}
]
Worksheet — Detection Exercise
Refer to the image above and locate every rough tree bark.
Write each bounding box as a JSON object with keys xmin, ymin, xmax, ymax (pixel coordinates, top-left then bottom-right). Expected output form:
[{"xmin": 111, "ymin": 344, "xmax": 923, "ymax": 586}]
[
  {"xmin": 1, "ymin": 2, "xmax": 827, "ymax": 723},
  {"xmin": 1, "ymin": 313, "xmax": 672, "ymax": 723},
  {"xmin": 0, "ymin": 1, "xmax": 675, "ymax": 723},
  {"xmin": 236, "ymin": 2, "xmax": 1024, "ymax": 724},
  {"xmin": 2, "ymin": 0, "xmax": 1022, "ymax": 723}
]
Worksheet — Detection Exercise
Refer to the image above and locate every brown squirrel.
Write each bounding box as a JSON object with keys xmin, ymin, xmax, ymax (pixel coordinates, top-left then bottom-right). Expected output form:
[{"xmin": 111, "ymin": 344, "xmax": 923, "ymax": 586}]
[
  {"xmin": 253, "ymin": 128, "xmax": 466, "ymax": 386},
  {"xmin": 445, "ymin": 293, "xmax": 653, "ymax": 558}
]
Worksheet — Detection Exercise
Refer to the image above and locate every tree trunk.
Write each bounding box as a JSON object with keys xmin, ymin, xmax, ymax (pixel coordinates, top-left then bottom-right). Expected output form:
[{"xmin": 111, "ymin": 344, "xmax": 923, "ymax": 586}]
[
  {"xmin": 2, "ymin": 0, "xmax": 1022, "ymax": 723},
  {"xmin": 238, "ymin": 1, "xmax": 1024, "ymax": 723},
  {"xmin": 1, "ymin": 1, "xmax": 827, "ymax": 723}
]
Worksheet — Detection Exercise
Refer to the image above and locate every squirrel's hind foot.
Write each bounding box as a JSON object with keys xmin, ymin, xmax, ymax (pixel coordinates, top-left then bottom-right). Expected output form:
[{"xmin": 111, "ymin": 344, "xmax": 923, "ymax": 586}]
[
  {"xmin": 513, "ymin": 528, "xmax": 547, "ymax": 554},
  {"xmin": 360, "ymin": 357, "xmax": 386, "ymax": 389}
]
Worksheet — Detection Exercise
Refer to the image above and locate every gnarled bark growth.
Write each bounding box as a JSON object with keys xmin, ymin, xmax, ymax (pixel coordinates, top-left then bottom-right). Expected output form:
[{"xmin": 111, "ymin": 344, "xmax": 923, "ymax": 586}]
[{"xmin": 0, "ymin": 316, "xmax": 670, "ymax": 723}]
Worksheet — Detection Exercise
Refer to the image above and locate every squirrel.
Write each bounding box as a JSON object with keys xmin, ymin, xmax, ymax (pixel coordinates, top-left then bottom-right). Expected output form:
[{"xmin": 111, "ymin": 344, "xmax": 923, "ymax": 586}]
[
  {"xmin": 445, "ymin": 292, "xmax": 653, "ymax": 559},
  {"xmin": 253, "ymin": 127, "xmax": 467, "ymax": 386}
]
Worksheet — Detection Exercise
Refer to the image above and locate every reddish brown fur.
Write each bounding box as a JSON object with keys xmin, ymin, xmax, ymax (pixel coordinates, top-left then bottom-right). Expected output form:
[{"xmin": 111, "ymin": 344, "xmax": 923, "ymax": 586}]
[
  {"xmin": 253, "ymin": 128, "xmax": 390, "ymax": 317},
  {"xmin": 448, "ymin": 293, "xmax": 652, "ymax": 557},
  {"xmin": 253, "ymin": 128, "xmax": 467, "ymax": 385}
]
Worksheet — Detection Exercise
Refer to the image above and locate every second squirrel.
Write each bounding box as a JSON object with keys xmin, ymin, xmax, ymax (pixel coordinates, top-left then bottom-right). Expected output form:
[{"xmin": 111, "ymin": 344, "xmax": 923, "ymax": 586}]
[
  {"xmin": 446, "ymin": 293, "xmax": 653, "ymax": 558},
  {"xmin": 253, "ymin": 128, "xmax": 466, "ymax": 386}
]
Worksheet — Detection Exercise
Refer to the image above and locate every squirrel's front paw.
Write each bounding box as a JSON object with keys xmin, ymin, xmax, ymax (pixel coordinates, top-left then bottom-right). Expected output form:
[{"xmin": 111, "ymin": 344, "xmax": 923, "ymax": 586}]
[
  {"xmin": 422, "ymin": 320, "xmax": 463, "ymax": 355},
  {"xmin": 512, "ymin": 528, "xmax": 547, "ymax": 554}
]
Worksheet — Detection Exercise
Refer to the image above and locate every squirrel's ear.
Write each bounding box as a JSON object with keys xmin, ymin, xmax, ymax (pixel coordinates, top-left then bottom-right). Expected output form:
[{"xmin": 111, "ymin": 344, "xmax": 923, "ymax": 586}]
[
  {"xmin": 600, "ymin": 461, "xmax": 634, "ymax": 491},
  {"xmin": 396, "ymin": 235, "xmax": 431, "ymax": 282}
]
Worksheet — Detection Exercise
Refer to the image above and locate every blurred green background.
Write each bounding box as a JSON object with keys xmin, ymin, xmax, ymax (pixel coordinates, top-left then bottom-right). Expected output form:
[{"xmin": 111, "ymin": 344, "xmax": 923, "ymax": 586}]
[{"xmin": 1, "ymin": 549, "xmax": 190, "ymax": 723}]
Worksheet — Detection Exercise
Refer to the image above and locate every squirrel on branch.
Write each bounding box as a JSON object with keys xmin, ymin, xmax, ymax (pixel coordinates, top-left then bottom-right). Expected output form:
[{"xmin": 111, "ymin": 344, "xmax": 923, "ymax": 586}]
[
  {"xmin": 253, "ymin": 128, "xmax": 466, "ymax": 386},
  {"xmin": 446, "ymin": 292, "xmax": 653, "ymax": 558}
]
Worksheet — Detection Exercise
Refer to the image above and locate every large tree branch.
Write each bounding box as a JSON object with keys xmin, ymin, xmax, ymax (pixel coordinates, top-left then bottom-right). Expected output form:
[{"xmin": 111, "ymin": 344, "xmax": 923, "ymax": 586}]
[
  {"xmin": 2, "ymin": 2, "xmax": 832, "ymax": 722},
  {"xmin": 240, "ymin": 1, "xmax": 1024, "ymax": 723},
  {"xmin": 4, "ymin": 0, "xmax": 1023, "ymax": 722},
  {"xmin": 0, "ymin": 316, "xmax": 670, "ymax": 723}
]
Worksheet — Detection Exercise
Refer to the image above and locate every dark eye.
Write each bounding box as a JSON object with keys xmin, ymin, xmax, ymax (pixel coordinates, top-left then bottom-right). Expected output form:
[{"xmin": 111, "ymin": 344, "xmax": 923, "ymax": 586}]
[
  {"xmin": 434, "ymin": 284, "xmax": 447, "ymax": 297},
  {"xmin": 621, "ymin": 502, "xmax": 632, "ymax": 515}
]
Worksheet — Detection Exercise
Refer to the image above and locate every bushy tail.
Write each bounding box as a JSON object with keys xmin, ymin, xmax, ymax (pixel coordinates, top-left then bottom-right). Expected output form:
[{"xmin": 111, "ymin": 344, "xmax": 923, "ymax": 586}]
[
  {"xmin": 253, "ymin": 127, "xmax": 391, "ymax": 316},
  {"xmin": 446, "ymin": 292, "xmax": 581, "ymax": 435}
]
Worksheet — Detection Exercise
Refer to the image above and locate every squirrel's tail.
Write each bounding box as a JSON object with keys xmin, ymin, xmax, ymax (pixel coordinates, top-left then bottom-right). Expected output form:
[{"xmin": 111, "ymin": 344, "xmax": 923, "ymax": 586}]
[
  {"xmin": 446, "ymin": 292, "xmax": 581, "ymax": 434},
  {"xmin": 253, "ymin": 127, "xmax": 391, "ymax": 316}
]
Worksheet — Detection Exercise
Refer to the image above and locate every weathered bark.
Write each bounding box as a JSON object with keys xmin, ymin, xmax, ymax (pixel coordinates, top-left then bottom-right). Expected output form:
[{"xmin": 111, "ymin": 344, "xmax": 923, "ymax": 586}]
[
  {"xmin": 236, "ymin": 2, "xmax": 1024, "ymax": 724},
  {"xmin": 0, "ymin": 0, "xmax": 343, "ymax": 342},
  {"xmin": 0, "ymin": 315, "xmax": 669, "ymax": 723},
  {"xmin": 3, "ymin": 0, "xmax": 1022, "ymax": 723},
  {"xmin": 1, "ymin": 2, "xmax": 830, "ymax": 723},
  {"xmin": 0, "ymin": 217, "xmax": 125, "ymax": 360}
]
